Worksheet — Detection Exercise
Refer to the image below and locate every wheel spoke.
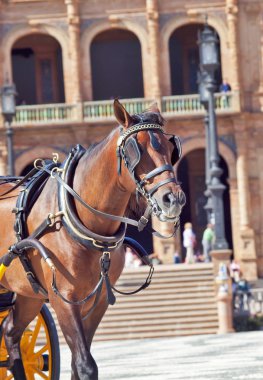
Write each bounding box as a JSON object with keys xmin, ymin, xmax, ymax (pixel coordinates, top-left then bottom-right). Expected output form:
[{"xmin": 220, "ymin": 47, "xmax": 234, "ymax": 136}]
[
  {"xmin": 6, "ymin": 373, "xmax": 14, "ymax": 380},
  {"xmin": 32, "ymin": 344, "xmax": 48, "ymax": 358},
  {"xmin": 34, "ymin": 368, "xmax": 48, "ymax": 379},
  {"xmin": 27, "ymin": 317, "xmax": 42, "ymax": 354},
  {"xmin": 26, "ymin": 370, "xmax": 35, "ymax": 380}
]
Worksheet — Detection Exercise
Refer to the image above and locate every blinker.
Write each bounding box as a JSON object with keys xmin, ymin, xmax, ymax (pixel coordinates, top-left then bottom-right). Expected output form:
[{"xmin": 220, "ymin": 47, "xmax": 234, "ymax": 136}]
[{"xmin": 169, "ymin": 135, "xmax": 182, "ymax": 165}]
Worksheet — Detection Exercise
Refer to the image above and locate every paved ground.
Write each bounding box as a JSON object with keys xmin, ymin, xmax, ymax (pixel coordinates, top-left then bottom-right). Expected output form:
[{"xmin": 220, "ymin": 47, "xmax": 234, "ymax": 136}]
[{"xmin": 60, "ymin": 331, "xmax": 263, "ymax": 379}]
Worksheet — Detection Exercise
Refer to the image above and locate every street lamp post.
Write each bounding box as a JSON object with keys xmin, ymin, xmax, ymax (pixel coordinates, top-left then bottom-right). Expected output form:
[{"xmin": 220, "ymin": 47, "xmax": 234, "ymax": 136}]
[
  {"xmin": 0, "ymin": 80, "xmax": 17, "ymax": 176},
  {"xmin": 198, "ymin": 24, "xmax": 228, "ymax": 250},
  {"xmin": 198, "ymin": 70, "xmax": 213, "ymax": 223}
]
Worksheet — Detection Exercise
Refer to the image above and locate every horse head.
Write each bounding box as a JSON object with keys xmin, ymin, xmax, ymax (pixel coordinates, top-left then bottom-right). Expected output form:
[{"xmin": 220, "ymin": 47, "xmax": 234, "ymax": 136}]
[{"xmin": 114, "ymin": 99, "xmax": 186, "ymax": 228}]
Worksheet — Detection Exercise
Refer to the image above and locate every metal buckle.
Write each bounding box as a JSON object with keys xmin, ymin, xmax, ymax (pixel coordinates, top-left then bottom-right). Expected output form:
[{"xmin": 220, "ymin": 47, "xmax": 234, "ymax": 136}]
[
  {"xmin": 48, "ymin": 211, "xmax": 64, "ymax": 227},
  {"xmin": 50, "ymin": 167, "xmax": 64, "ymax": 179}
]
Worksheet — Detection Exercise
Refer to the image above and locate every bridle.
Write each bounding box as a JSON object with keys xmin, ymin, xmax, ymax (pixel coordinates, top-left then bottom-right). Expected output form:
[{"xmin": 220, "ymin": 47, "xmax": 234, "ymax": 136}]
[
  {"xmin": 116, "ymin": 122, "xmax": 182, "ymax": 232},
  {"xmin": 0, "ymin": 121, "xmax": 183, "ymax": 318}
]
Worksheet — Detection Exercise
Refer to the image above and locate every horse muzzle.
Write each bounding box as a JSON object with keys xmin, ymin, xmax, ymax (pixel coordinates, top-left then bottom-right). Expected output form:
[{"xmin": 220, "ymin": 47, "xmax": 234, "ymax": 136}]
[{"xmin": 153, "ymin": 189, "xmax": 186, "ymax": 222}]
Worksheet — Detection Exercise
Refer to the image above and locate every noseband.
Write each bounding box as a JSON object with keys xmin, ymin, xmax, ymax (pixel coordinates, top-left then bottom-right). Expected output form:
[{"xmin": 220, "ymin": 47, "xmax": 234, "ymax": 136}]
[{"xmin": 116, "ymin": 123, "xmax": 181, "ymax": 231}]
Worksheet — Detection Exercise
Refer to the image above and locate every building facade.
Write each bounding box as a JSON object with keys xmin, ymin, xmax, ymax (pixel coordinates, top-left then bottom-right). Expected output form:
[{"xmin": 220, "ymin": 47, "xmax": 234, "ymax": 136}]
[{"xmin": 0, "ymin": 0, "xmax": 262, "ymax": 280}]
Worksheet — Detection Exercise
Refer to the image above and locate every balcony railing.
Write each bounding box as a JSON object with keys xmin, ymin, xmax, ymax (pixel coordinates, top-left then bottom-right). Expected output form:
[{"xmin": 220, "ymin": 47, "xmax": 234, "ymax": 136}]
[
  {"xmin": 12, "ymin": 92, "xmax": 240, "ymax": 126},
  {"xmin": 14, "ymin": 103, "xmax": 79, "ymax": 125},
  {"xmin": 162, "ymin": 92, "xmax": 239, "ymax": 116},
  {"xmin": 83, "ymin": 98, "xmax": 155, "ymax": 121}
]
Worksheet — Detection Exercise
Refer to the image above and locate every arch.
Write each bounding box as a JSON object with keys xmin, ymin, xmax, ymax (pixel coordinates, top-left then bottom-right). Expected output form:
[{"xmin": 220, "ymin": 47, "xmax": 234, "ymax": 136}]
[
  {"xmin": 177, "ymin": 144, "xmax": 234, "ymax": 255},
  {"xmin": 160, "ymin": 16, "xmax": 228, "ymax": 96},
  {"xmin": 12, "ymin": 34, "xmax": 65, "ymax": 105},
  {"xmin": 179, "ymin": 136, "xmax": 236, "ymax": 181},
  {"xmin": 16, "ymin": 146, "xmax": 67, "ymax": 176},
  {"xmin": 1, "ymin": 24, "xmax": 71, "ymax": 101},
  {"xmin": 80, "ymin": 20, "xmax": 150, "ymax": 100},
  {"xmin": 90, "ymin": 29, "xmax": 144, "ymax": 100}
]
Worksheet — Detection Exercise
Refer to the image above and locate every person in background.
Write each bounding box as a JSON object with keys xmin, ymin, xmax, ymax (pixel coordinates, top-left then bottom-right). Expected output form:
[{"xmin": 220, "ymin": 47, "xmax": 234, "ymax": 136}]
[
  {"xmin": 183, "ymin": 222, "xmax": 196, "ymax": 264},
  {"xmin": 220, "ymin": 79, "xmax": 231, "ymax": 93},
  {"xmin": 173, "ymin": 251, "xmax": 181, "ymax": 264},
  {"xmin": 230, "ymin": 258, "xmax": 241, "ymax": 284},
  {"xmin": 125, "ymin": 247, "xmax": 142, "ymax": 268},
  {"xmin": 219, "ymin": 79, "xmax": 232, "ymax": 107},
  {"xmin": 202, "ymin": 223, "xmax": 215, "ymax": 263}
]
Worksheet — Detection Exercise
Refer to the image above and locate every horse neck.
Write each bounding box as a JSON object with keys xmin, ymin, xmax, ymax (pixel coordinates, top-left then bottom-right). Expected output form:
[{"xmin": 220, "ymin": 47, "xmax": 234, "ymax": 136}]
[{"xmin": 73, "ymin": 131, "xmax": 133, "ymax": 236}]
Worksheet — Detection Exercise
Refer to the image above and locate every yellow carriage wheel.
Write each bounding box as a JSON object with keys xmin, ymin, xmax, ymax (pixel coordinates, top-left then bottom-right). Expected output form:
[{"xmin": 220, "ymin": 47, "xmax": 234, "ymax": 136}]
[{"xmin": 0, "ymin": 304, "xmax": 60, "ymax": 380}]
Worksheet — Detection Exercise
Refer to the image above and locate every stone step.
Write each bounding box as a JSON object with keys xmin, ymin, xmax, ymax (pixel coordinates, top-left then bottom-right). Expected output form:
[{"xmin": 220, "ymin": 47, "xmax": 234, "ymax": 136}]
[
  {"xmin": 112, "ymin": 287, "xmax": 215, "ymax": 299},
  {"xmin": 104, "ymin": 297, "xmax": 216, "ymax": 310},
  {"xmin": 97, "ymin": 320, "xmax": 219, "ymax": 334},
  {"xmin": 102, "ymin": 305, "xmax": 217, "ymax": 322},
  {"xmin": 120, "ymin": 280, "xmax": 215, "ymax": 290},
  {"xmin": 93, "ymin": 327, "xmax": 219, "ymax": 341},
  {"xmin": 42, "ymin": 264, "xmax": 218, "ymax": 344},
  {"xmin": 118, "ymin": 275, "xmax": 215, "ymax": 285},
  {"xmin": 119, "ymin": 264, "xmax": 213, "ymax": 277},
  {"xmin": 97, "ymin": 315, "xmax": 219, "ymax": 329}
]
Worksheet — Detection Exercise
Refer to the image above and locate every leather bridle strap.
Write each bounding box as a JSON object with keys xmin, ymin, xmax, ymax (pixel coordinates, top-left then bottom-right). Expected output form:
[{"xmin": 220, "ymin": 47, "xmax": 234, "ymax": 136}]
[
  {"xmin": 41, "ymin": 166, "xmax": 139, "ymax": 228},
  {"xmin": 148, "ymin": 177, "xmax": 177, "ymax": 196},
  {"xmin": 139, "ymin": 164, "xmax": 174, "ymax": 186}
]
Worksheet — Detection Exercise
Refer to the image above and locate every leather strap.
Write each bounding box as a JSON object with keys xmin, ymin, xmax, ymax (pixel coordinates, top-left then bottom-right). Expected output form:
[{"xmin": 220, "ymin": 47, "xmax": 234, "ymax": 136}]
[{"xmin": 45, "ymin": 166, "xmax": 139, "ymax": 228}]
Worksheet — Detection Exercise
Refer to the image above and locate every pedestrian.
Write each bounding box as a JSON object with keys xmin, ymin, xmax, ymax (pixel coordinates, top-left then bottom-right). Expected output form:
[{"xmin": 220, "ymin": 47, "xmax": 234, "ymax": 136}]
[
  {"xmin": 219, "ymin": 79, "xmax": 231, "ymax": 93},
  {"xmin": 183, "ymin": 222, "xmax": 196, "ymax": 264},
  {"xmin": 202, "ymin": 223, "xmax": 215, "ymax": 263},
  {"xmin": 125, "ymin": 247, "xmax": 142, "ymax": 268},
  {"xmin": 230, "ymin": 258, "xmax": 241, "ymax": 283},
  {"xmin": 173, "ymin": 251, "xmax": 181, "ymax": 264},
  {"xmin": 219, "ymin": 79, "xmax": 232, "ymax": 107}
]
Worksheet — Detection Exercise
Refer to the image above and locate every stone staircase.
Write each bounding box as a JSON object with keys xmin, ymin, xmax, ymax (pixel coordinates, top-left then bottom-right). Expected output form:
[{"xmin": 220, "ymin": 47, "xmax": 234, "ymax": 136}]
[{"xmin": 47, "ymin": 263, "xmax": 219, "ymax": 344}]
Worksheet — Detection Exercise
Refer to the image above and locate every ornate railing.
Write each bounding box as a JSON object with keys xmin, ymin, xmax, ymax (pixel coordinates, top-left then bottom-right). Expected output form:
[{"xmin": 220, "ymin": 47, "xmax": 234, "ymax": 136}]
[
  {"xmin": 162, "ymin": 91, "xmax": 239, "ymax": 116},
  {"xmin": 12, "ymin": 92, "xmax": 240, "ymax": 126},
  {"xmin": 233, "ymin": 288, "xmax": 263, "ymax": 315},
  {"xmin": 83, "ymin": 98, "xmax": 155, "ymax": 121},
  {"xmin": 14, "ymin": 103, "xmax": 78, "ymax": 125}
]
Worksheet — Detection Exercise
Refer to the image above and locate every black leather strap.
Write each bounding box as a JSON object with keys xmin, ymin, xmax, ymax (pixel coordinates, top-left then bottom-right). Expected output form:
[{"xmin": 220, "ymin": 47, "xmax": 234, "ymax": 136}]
[
  {"xmin": 47, "ymin": 166, "xmax": 139, "ymax": 227},
  {"xmin": 148, "ymin": 177, "xmax": 177, "ymax": 196}
]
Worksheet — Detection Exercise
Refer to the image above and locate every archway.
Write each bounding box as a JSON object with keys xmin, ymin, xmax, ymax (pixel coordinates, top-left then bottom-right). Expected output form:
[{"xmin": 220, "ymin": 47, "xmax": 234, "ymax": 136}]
[
  {"xmin": 169, "ymin": 24, "xmax": 222, "ymax": 95},
  {"xmin": 90, "ymin": 29, "xmax": 144, "ymax": 100},
  {"xmin": 12, "ymin": 34, "xmax": 65, "ymax": 105},
  {"xmin": 177, "ymin": 149, "xmax": 232, "ymax": 261}
]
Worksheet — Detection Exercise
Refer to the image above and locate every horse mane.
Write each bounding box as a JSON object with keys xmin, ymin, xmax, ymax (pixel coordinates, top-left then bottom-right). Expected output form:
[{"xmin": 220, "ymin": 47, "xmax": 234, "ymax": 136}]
[{"xmin": 130, "ymin": 107, "xmax": 165, "ymax": 126}]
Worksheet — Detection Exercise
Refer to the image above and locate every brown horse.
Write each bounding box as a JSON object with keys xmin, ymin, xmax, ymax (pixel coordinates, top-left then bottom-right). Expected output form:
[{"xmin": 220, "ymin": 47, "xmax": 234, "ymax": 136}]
[{"xmin": 0, "ymin": 99, "xmax": 185, "ymax": 379}]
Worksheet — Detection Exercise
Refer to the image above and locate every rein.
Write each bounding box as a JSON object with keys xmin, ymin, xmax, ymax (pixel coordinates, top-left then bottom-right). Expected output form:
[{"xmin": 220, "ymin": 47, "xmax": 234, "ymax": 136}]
[{"xmin": 0, "ymin": 121, "xmax": 181, "ymax": 319}]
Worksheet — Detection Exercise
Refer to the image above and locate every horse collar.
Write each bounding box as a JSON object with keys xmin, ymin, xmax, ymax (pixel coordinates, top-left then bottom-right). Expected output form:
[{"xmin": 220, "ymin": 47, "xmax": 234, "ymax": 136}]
[{"xmin": 58, "ymin": 145, "xmax": 126, "ymax": 252}]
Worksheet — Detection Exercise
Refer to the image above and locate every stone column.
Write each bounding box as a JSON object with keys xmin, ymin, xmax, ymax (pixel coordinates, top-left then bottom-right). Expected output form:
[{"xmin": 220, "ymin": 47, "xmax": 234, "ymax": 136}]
[
  {"xmin": 0, "ymin": 137, "xmax": 7, "ymax": 176},
  {"xmin": 225, "ymin": 0, "xmax": 240, "ymax": 91},
  {"xmin": 146, "ymin": 0, "xmax": 161, "ymax": 106},
  {"xmin": 152, "ymin": 217, "xmax": 176, "ymax": 264},
  {"xmin": 210, "ymin": 250, "xmax": 234, "ymax": 334},
  {"xmin": 235, "ymin": 128, "xmax": 257, "ymax": 280},
  {"xmin": 65, "ymin": 0, "xmax": 82, "ymax": 104}
]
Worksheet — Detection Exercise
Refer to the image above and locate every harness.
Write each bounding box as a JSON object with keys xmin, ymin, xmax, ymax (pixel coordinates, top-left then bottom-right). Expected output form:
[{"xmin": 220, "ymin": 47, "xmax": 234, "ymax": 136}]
[{"xmin": 0, "ymin": 122, "xmax": 182, "ymax": 319}]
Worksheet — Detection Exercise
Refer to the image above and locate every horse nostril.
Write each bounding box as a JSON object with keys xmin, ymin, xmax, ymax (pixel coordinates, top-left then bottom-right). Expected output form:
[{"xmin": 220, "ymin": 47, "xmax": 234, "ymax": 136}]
[{"xmin": 162, "ymin": 192, "xmax": 176, "ymax": 208}]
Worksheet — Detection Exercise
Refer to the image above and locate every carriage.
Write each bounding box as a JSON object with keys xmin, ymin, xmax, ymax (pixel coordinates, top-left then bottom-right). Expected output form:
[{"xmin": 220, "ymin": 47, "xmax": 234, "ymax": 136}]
[
  {"xmin": 0, "ymin": 297, "xmax": 60, "ymax": 379},
  {"xmin": 0, "ymin": 100, "xmax": 185, "ymax": 379}
]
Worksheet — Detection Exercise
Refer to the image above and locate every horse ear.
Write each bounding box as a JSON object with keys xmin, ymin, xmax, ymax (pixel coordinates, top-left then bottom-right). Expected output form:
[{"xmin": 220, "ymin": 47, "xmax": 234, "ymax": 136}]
[
  {"xmin": 114, "ymin": 99, "xmax": 133, "ymax": 129},
  {"xmin": 148, "ymin": 102, "xmax": 161, "ymax": 114}
]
